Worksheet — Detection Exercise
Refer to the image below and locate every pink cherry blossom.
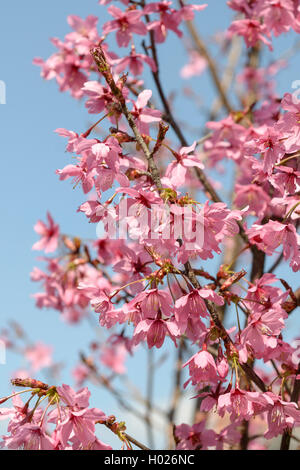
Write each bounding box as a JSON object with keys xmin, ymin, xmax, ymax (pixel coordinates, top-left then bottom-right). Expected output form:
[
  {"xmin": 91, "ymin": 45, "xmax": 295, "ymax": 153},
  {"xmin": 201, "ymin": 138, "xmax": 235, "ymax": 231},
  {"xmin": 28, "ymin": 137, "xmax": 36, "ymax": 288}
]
[
  {"xmin": 145, "ymin": 1, "xmax": 183, "ymax": 43},
  {"xmin": 25, "ymin": 342, "xmax": 53, "ymax": 372},
  {"xmin": 175, "ymin": 288, "xmax": 223, "ymax": 334},
  {"xmin": 181, "ymin": 51, "xmax": 207, "ymax": 79},
  {"xmin": 257, "ymin": 0, "xmax": 295, "ymax": 37},
  {"xmin": 52, "ymin": 385, "xmax": 107, "ymax": 448},
  {"xmin": 217, "ymin": 387, "xmax": 272, "ymax": 422},
  {"xmin": 133, "ymin": 316, "xmax": 180, "ymax": 348},
  {"xmin": 100, "ymin": 342, "xmax": 128, "ymax": 374},
  {"xmin": 245, "ymin": 125, "xmax": 286, "ymax": 175},
  {"xmin": 32, "ymin": 212, "xmax": 59, "ymax": 253},
  {"xmin": 240, "ymin": 300, "xmax": 288, "ymax": 358},
  {"xmin": 111, "ymin": 48, "xmax": 157, "ymax": 76},
  {"xmin": 130, "ymin": 90, "xmax": 162, "ymax": 135},
  {"xmin": 72, "ymin": 364, "xmax": 90, "ymax": 387},
  {"xmin": 228, "ymin": 19, "xmax": 272, "ymax": 50},
  {"xmin": 4, "ymin": 424, "xmax": 54, "ymax": 450},
  {"xmin": 175, "ymin": 421, "xmax": 216, "ymax": 450},
  {"xmin": 183, "ymin": 350, "xmax": 220, "ymax": 387},
  {"xmin": 234, "ymin": 183, "xmax": 271, "ymax": 219},
  {"xmin": 277, "ymin": 92, "xmax": 300, "ymax": 152},
  {"xmin": 248, "ymin": 220, "xmax": 300, "ymax": 271},
  {"xmin": 270, "ymin": 166, "xmax": 300, "ymax": 196},
  {"xmin": 131, "ymin": 288, "xmax": 173, "ymax": 320},
  {"xmin": 103, "ymin": 6, "xmax": 147, "ymax": 47},
  {"xmin": 33, "ymin": 15, "xmax": 103, "ymax": 98},
  {"xmin": 264, "ymin": 393, "xmax": 300, "ymax": 439},
  {"xmin": 165, "ymin": 142, "xmax": 204, "ymax": 187}
]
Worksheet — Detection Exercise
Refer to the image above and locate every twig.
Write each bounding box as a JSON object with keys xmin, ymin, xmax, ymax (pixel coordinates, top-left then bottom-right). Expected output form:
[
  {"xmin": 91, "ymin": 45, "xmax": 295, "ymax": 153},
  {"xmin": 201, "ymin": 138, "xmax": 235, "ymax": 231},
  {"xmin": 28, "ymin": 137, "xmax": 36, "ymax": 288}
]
[
  {"xmin": 167, "ymin": 339, "xmax": 184, "ymax": 449},
  {"xmin": 184, "ymin": 20, "xmax": 233, "ymax": 114},
  {"xmin": 92, "ymin": 46, "xmax": 162, "ymax": 190},
  {"xmin": 123, "ymin": 432, "xmax": 150, "ymax": 451},
  {"xmin": 280, "ymin": 364, "xmax": 300, "ymax": 450},
  {"xmin": 268, "ymin": 252, "xmax": 284, "ymax": 274},
  {"xmin": 209, "ymin": 36, "xmax": 242, "ymax": 120},
  {"xmin": 80, "ymin": 352, "xmax": 149, "ymax": 423},
  {"xmin": 119, "ymin": 375, "xmax": 167, "ymax": 418},
  {"xmin": 104, "ymin": 421, "xmax": 150, "ymax": 450}
]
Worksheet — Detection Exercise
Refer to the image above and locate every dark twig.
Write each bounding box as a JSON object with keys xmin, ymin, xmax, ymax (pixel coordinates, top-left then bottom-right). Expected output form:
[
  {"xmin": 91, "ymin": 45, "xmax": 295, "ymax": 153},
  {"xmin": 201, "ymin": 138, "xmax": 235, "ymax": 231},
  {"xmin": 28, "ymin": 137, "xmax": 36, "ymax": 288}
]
[
  {"xmin": 280, "ymin": 364, "xmax": 300, "ymax": 450},
  {"xmin": 104, "ymin": 421, "xmax": 150, "ymax": 450},
  {"xmin": 184, "ymin": 20, "xmax": 233, "ymax": 114},
  {"xmin": 167, "ymin": 339, "xmax": 184, "ymax": 449}
]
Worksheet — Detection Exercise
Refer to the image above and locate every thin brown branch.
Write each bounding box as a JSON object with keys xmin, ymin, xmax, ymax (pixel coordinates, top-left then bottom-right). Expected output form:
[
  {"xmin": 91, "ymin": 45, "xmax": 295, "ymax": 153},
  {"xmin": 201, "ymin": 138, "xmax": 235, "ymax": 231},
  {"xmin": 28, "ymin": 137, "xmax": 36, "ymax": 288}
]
[
  {"xmin": 80, "ymin": 352, "xmax": 149, "ymax": 423},
  {"xmin": 92, "ymin": 46, "xmax": 162, "ymax": 190},
  {"xmin": 167, "ymin": 338, "xmax": 184, "ymax": 449},
  {"xmin": 268, "ymin": 252, "xmax": 284, "ymax": 273},
  {"xmin": 183, "ymin": 262, "xmax": 267, "ymax": 392},
  {"xmin": 104, "ymin": 421, "xmax": 150, "ymax": 450},
  {"xmin": 123, "ymin": 431, "xmax": 150, "ymax": 451},
  {"xmin": 210, "ymin": 36, "xmax": 242, "ymax": 120},
  {"xmin": 184, "ymin": 20, "xmax": 233, "ymax": 114},
  {"xmin": 280, "ymin": 364, "xmax": 300, "ymax": 450}
]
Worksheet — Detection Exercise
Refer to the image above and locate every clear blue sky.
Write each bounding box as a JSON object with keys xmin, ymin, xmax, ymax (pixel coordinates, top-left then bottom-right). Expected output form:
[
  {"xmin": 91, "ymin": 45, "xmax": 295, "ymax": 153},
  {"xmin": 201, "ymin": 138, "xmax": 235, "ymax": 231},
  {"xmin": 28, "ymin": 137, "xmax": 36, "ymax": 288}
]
[{"xmin": 0, "ymin": 0, "xmax": 299, "ymax": 449}]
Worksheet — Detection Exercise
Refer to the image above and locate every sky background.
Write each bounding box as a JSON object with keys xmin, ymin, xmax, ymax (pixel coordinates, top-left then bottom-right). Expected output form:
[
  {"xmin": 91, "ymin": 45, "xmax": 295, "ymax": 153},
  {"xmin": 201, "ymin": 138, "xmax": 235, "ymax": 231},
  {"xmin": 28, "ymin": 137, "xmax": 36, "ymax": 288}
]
[{"xmin": 0, "ymin": 0, "xmax": 300, "ymax": 449}]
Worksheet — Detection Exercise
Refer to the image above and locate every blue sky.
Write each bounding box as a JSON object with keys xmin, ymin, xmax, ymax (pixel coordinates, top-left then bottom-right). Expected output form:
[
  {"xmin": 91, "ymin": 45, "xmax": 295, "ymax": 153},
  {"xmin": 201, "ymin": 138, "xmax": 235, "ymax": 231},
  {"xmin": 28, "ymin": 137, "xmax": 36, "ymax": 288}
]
[{"xmin": 0, "ymin": 0, "xmax": 300, "ymax": 449}]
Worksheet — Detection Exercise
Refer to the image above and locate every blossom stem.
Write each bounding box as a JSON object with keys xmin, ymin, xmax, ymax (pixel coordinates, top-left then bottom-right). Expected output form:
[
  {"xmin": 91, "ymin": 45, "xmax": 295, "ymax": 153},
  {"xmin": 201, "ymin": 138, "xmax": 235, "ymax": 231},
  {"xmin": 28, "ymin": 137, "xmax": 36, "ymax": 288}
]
[
  {"xmin": 40, "ymin": 395, "xmax": 56, "ymax": 427},
  {"xmin": 110, "ymin": 278, "xmax": 148, "ymax": 300},
  {"xmin": 233, "ymin": 357, "xmax": 240, "ymax": 387},
  {"xmin": 276, "ymin": 153, "xmax": 300, "ymax": 166},
  {"xmin": 166, "ymin": 274, "xmax": 176, "ymax": 303},
  {"xmin": 282, "ymin": 201, "xmax": 300, "ymax": 222},
  {"xmin": 82, "ymin": 112, "xmax": 111, "ymax": 137},
  {"xmin": 235, "ymin": 302, "xmax": 242, "ymax": 337},
  {"xmin": 56, "ymin": 397, "xmax": 62, "ymax": 423},
  {"xmin": 0, "ymin": 389, "xmax": 36, "ymax": 404}
]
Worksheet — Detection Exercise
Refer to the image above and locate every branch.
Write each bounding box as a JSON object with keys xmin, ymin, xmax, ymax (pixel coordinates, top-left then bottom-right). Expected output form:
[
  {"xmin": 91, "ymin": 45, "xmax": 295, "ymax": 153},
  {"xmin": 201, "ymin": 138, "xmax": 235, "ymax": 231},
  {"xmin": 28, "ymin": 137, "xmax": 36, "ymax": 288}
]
[
  {"xmin": 122, "ymin": 432, "xmax": 150, "ymax": 451},
  {"xmin": 167, "ymin": 338, "xmax": 184, "ymax": 449},
  {"xmin": 103, "ymin": 420, "xmax": 150, "ymax": 450},
  {"xmin": 280, "ymin": 364, "xmax": 300, "ymax": 450},
  {"xmin": 268, "ymin": 252, "xmax": 284, "ymax": 274},
  {"xmin": 184, "ymin": 262, "xmax": 267, "ymax": 392},
  {"xmin": 80, "ymin": 352, "xmax": 149, "ymax": 423},
  {"xmin": 209, "ymin": 36, "xmax": 242, "ymax": 120},
  {"xmin": 92, "ymin": 46, "xmax": 162, "ymax": 190},
  {"xmin": 184, "ymin": 20, "xmax": 234, "ymax": 114}
]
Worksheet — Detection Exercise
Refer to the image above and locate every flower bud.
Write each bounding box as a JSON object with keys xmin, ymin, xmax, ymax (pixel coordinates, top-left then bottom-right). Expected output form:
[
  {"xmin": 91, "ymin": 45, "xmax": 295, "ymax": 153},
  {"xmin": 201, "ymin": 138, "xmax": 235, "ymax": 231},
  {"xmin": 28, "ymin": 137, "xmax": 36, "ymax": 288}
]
[{"xmin": 11, "ymin": 378, "xmax": 49, "ymax": 390}]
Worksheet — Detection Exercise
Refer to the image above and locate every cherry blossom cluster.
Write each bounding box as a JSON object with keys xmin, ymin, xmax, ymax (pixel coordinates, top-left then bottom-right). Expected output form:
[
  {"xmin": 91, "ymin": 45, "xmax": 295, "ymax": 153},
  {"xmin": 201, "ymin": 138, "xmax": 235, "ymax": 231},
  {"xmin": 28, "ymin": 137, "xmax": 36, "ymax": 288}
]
[
  {"xmin": 227, "ymin": 0, "xmax": 300, "ymax": 48},
  {"xmin": 0, "ymin": 379, "xmax": 119, "ymax": 450}
]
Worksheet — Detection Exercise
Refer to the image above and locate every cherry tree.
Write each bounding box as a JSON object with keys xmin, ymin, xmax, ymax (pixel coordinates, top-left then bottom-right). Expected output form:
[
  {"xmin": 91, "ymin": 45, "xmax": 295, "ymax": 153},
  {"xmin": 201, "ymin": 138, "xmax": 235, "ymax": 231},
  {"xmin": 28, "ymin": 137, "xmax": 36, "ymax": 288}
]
[{"xmin": 1, "ymin": 0, "xmax": 300, "ymax": 451}]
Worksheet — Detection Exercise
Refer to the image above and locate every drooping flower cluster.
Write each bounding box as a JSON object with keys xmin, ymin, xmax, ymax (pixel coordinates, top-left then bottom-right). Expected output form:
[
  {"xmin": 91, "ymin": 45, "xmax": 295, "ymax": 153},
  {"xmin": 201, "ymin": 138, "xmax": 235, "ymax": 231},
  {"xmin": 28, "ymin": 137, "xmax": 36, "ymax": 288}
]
[{"xmin": 0, "ymin": 380, "xmax": 114, "ymax": 450}]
